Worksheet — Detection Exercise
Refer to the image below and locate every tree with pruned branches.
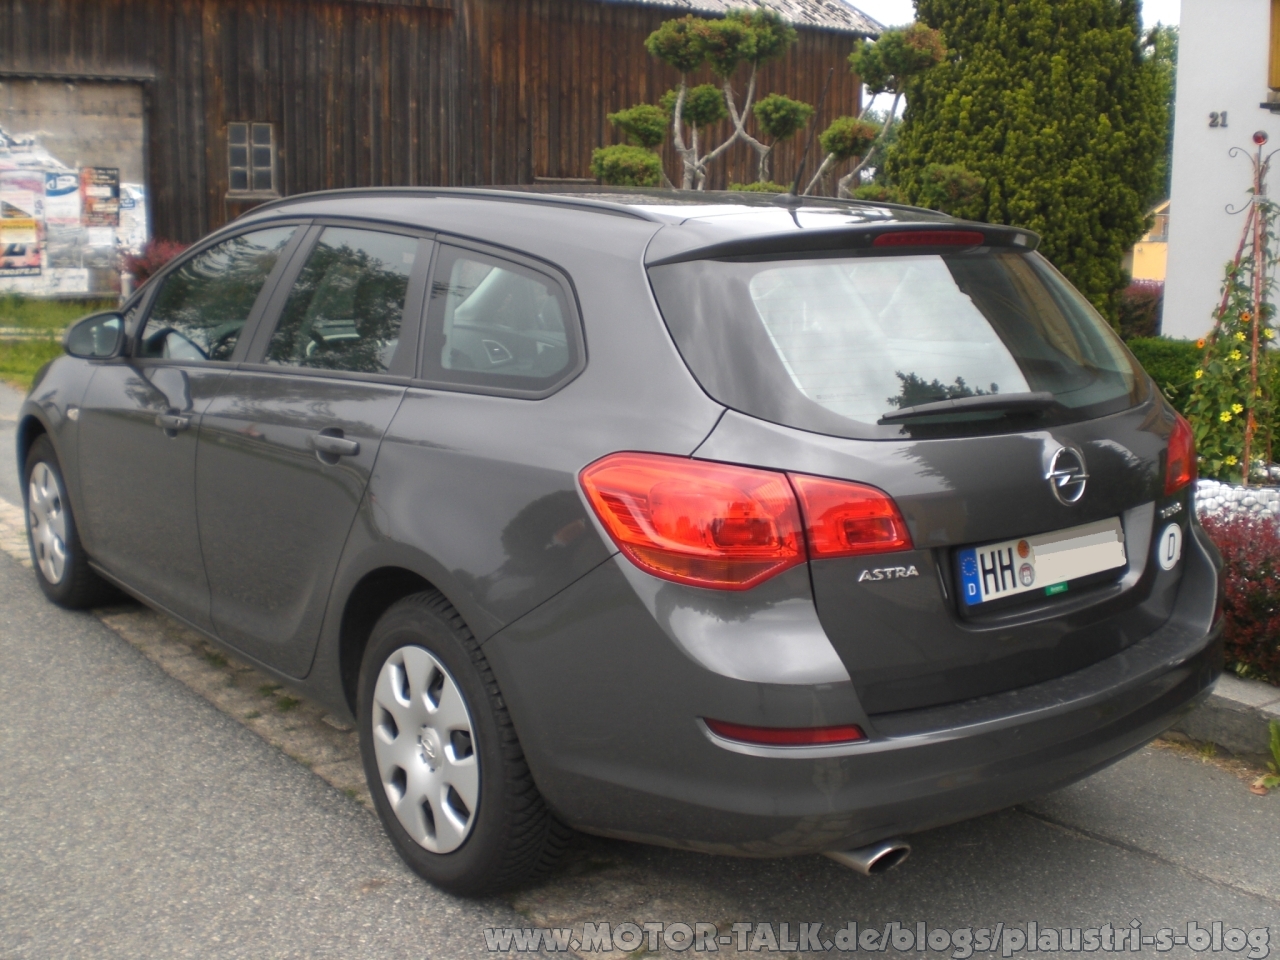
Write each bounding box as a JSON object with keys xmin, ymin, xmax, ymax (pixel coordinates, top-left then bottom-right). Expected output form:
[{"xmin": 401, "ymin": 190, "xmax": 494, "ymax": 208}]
[{"xmin": 594, "ymin": 9, "xmax": 814, "ymax": 190}]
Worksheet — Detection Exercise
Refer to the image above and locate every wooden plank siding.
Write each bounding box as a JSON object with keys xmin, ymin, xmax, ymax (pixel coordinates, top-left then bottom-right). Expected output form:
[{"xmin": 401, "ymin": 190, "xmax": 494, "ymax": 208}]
[{"xmin": 0, "ymin": 0, "xmax": 864, "ymax": 242}]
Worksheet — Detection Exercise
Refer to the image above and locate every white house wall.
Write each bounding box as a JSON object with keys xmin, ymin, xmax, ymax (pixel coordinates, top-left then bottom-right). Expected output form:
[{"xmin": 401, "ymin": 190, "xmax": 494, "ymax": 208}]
[{"xmin": 1165, "ymin": 0, "xmax": 1280, "ymax": 339}]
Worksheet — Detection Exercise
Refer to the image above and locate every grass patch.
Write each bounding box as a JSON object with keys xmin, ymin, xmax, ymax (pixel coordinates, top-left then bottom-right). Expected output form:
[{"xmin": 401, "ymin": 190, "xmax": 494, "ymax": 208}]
[
  {"xmin": 257, "ymin": 683, "xmax": 282, "ymax": 697},
  {"xmin": 203, "ymin": 650, "xmax": 229, "ymax": 668},
  {"xmin": 0, "ymin": 295, "xmax": 116, "ymax": 334},
  {"xmin": 0, "ymin": 339, "xmax": 64, "ymax": 392},
  {"xmin": 276, "ymin": 696, "xmax": 301, "ymax": 712},
  {"xmin": 245, "ymin": 710, "xmax": 262, "ymax": 720}
]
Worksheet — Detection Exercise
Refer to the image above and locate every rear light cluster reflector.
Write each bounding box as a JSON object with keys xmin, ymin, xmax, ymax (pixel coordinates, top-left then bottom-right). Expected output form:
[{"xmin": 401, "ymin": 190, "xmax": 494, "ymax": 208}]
[
  {"xmin": 790, "ymin": 473, "xmax": 913, "ymax": 558},
  {"xmin": 872, "ymin": 230, "xmax": 986, "ymax": 248},
  {"xmin": 579, "ymin": 452, "xmax": 912, "ymax": 590},
  {"xmin": 1165, "ymin": 413, "xmax": 1197, "ymax": 495},
  {"xmin": 703, "ymin": 718, "xmax": 867, "ymax": 746}
]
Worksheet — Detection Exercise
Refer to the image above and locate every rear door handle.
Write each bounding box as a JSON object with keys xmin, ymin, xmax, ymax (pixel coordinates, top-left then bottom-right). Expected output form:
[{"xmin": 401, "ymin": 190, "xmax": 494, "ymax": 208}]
[
  {"xmin": 156, "ymin": 413, "xmax": 190, "ymax": 432},
  {"xmin": 311, "ymin": 433, "xmax": 360, "ymax": 458}
]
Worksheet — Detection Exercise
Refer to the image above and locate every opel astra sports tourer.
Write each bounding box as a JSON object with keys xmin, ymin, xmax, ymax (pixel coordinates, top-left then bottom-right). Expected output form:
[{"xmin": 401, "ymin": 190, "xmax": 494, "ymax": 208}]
[{"xmin": 18, "ymin": 188, "xmax": 1222, "ymax": 895}]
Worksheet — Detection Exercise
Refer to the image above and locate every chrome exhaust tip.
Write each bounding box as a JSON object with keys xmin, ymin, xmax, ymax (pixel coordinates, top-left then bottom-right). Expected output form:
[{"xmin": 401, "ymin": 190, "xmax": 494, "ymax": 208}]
[{"xmin": 824, "ymin": 839, "xmax": 911, "ymax": 876}]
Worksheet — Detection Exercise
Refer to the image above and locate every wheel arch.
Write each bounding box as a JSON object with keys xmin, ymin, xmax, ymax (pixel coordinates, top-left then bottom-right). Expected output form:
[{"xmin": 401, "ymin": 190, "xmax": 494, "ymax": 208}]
[
  {"xmin": 337, "ymin": 565, "xmax": 436, "ymax": 714},
  {"xmin": 16, "ymin": 413, "xmax": 50, "ymax": 489}
]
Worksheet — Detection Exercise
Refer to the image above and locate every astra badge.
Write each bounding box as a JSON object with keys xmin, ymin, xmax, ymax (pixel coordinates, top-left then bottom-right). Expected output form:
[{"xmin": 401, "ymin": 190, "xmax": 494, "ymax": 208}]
[{"xmin": 858, "ymin": 565, "xmax": 919, "ymax": 582}]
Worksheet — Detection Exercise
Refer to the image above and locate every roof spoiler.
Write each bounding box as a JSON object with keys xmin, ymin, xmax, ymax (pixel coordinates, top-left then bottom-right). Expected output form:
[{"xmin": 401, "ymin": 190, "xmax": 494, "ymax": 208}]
[{"xmin": 645, "ymin": 222, "xmax": 1041, "ymax": 266}]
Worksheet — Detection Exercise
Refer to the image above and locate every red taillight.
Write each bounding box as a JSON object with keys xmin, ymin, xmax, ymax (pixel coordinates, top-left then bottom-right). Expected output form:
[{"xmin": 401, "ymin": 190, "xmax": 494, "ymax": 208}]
[
  {"xmin": 579, "ymin": 453, "xmax": 805, "ymax": 590},
  {"xmin": 873, "ymin": 230, "xmax": 986, "ymax": 247},
  {"xmin": 703, "ymin": 717, "xmax": 866, "ymax": 746},
  {"xmin": 789, "ymin": 473, "xmax": 913, "ymax": 557},
  {"xmin": 1165, "ymin": 413, "xmax": 1197, "ymax": 495},
  {"xmin": 579, "ymin": 453, "xmax": 913, "ymax": 590}
]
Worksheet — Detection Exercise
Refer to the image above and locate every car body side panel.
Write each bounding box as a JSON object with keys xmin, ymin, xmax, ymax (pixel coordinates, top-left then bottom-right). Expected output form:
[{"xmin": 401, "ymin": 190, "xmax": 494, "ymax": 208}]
[
  {"xmin": 303, "ymin": 219, "xmax": 725, "ymax": 703},
  {"xmin": 75, "ymin": 360, "xmax": 232, "ymax": 630},
  {"xmin": 195, "ymin": 371, "xmax": 406, "ymax": 676},
  {"xmin": 18, "ymin": 355, "xmax": 94, "ymax": 520}
]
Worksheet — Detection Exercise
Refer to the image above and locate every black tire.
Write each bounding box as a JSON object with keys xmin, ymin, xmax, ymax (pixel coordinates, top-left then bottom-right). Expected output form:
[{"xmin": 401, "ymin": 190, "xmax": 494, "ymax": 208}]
[
  {"xmin": 357, "ymin": 590, "xmax": 571, "ymax": 896},
  {"xmin": 24, "ymin": 435, "xmax": 116, "ymax": 609}
]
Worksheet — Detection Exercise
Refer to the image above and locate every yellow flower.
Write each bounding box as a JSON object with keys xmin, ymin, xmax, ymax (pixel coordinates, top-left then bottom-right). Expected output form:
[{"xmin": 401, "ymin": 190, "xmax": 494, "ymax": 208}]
[
  {"xmin": 1236, "ymin": 331, "xmax": 1247, "ymax": 341},
  {"xmin": 1267, "ymin": 328, "xmax": 1277, "ymax": 339},
  {"xmin": 1194, "ymin": 369, "xmax": 1204, "ymax": 379},
  {"xmin": 1221, "ymin": 411, "xmax": 1233, "ymax": 422},
  {"xmin": 1230, "ymin": 349, "xmax": 1243, "ymax": 361},
  {"xmin": 1225, "ymin": 455, "xmax": 1239, "ymax": 466},
  {"xmin": 1233, "ymin": 403, "xmax": 1245, "ymax": 414}
]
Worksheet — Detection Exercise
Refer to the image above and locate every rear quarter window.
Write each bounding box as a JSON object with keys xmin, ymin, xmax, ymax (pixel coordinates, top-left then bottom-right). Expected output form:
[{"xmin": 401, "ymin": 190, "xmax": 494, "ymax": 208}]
[{"xmin": 417, "ymin": 243, "xmax": 582, "ymax": 396}]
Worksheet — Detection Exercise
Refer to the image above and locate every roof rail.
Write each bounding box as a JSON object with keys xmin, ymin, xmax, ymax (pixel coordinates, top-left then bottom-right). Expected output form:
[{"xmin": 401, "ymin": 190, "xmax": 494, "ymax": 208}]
[{"xmin": 247, "ymin": 186, "xmax": 665, "ymax": 223}]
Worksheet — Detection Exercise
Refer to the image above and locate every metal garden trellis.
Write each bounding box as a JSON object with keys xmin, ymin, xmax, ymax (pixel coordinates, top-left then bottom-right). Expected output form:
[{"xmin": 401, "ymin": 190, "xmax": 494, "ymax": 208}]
[{"xmin": 1216, "ymin": 130, "xmax": 1280, "ymax": 484}]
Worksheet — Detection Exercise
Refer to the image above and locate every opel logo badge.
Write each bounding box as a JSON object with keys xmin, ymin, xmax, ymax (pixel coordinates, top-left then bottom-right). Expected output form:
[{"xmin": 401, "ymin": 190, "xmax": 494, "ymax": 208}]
[{"xmin": 1047, "ymin": 446, "xmax": 1088, "ymax": 504}]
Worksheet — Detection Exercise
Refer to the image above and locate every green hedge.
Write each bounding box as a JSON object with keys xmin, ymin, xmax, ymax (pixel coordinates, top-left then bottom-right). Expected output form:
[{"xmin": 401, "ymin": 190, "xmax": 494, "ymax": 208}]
[{"xmin": 1126, "ymin": 337, "xmax": 1200, "ymax": 415}]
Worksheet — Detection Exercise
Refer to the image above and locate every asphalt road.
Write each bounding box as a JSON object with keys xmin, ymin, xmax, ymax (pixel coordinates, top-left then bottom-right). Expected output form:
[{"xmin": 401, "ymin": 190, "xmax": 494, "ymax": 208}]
[{"xmin": 2, "ymin": 379, "xmax": 1279, "ymax": 958}]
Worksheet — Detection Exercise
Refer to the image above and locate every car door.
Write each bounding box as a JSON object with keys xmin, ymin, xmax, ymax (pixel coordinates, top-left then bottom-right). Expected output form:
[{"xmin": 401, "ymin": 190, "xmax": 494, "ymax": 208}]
[
  {"xmin": 194, "ymin": 223, "xmax": 429, "ymax": 675},
  {"xmin": 76, "ymin": 224, "xmax": 304, "ymax": 628}
]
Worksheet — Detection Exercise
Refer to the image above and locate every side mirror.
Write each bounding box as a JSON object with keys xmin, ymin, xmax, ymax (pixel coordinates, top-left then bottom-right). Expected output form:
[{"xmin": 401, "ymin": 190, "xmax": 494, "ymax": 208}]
[{"xmin": 64, "ymin": 312, "xmax": 125, "ymax": 360}]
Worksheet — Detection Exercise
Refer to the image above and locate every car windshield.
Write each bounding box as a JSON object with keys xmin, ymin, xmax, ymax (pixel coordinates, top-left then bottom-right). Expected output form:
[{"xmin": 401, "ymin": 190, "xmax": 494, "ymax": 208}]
[{"xmin": 648, "ymin": 249, "xmax": 1145, "ymax": 439}]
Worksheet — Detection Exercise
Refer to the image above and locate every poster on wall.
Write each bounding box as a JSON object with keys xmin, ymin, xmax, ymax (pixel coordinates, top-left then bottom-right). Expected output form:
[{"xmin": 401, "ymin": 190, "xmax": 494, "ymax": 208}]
[
  {"xmin": 0, "ymin": 170, "xmax": 45, "ymax": 277},
  {"xmin": 44, "ymin": 171, "xmax": 83, "ymax": 270},
  {"xmin": 118, "ymin": 184, "xmax": 147, "ymax": 254},
  {"xmin": 0, "ymin": 80, "xmax": 147, "ymax": 296},
  {"xmin": 81, "ymin": 167, "xmax": 120, "ymax": 226}
]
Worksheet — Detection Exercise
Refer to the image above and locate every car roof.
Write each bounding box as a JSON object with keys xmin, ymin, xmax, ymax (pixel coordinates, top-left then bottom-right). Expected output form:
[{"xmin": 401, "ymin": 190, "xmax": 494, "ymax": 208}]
[{"xmin": 234, "ymin": 186, "xmax": 1040, "ymax": 265}]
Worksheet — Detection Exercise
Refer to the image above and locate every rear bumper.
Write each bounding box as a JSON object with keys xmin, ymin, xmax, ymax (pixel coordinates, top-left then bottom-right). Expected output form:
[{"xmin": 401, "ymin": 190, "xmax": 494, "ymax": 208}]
[{"xmin": 483, "ymin": 521, "xmax": 1223, "ymax": 856}]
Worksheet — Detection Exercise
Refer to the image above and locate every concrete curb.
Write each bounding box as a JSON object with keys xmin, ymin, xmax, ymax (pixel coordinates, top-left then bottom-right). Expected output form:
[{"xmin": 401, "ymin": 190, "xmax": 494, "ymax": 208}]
[{"xmin": 1170, "ymin": 673, "xmax": 1280, "ymax": 761}]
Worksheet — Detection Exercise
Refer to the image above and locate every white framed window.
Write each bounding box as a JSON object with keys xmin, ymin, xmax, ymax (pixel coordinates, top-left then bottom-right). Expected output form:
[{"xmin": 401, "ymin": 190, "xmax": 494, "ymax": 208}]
[{"xmin": 228, "ymin": 122, "xmax": 277, "ymax": 195}]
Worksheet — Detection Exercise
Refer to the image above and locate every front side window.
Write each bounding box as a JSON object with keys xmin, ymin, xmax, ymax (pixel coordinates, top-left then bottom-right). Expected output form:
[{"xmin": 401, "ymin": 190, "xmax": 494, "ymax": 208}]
[
  {"xmin": 139, "ymin": 226, "xmax": 296, "ymax": 361},
  {"xmin": 263, "ymin": 226, "xmax": 418, "ymax": 374},
  {"xmin": 421, "ymin": 245, "xmax": 575, "ymax": 391}
]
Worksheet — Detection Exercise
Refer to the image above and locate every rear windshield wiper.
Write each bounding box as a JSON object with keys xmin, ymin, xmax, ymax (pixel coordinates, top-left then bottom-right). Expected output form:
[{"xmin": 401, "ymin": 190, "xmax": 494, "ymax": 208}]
[{"xmin": 878, "ymin": 391, "xmax": 1057, "ymax": 424}]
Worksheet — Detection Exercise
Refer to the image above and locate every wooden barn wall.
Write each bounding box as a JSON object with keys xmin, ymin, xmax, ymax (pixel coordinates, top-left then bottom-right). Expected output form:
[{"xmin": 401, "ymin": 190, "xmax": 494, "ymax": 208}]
[
  {"xmin": 0, "ymin": 0, "xmax": 863, "ymax": 242},
  {"xmin": 463, "ymin": 0, "xmax": 863, "ymax": 190}
]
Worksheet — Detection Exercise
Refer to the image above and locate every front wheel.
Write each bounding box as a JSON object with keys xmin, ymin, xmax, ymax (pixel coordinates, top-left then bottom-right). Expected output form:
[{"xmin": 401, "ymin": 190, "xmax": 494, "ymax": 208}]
[
  {"xmin": 357, "ymin": 590, "xmax": 570, "ymax": 896},
  {"xmin": 24, "ymin": 435, "xmax": 115, "ymax": 609}
]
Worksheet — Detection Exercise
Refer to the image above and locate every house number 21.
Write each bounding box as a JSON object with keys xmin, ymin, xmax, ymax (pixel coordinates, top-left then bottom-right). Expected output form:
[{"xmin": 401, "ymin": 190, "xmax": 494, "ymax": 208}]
[{"xmin": 1210, "ymin": 111, "xmax": 1229, "ymax": 128}]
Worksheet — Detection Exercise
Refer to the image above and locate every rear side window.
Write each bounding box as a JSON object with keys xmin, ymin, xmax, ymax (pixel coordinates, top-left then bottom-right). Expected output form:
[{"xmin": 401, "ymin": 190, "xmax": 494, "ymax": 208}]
[
  {"xmin": 264, "ymin": 226, "xmax": 419, "ymax": 374},
  {"xmin": 648, "ymin": 250, "xmax": 1145, "ymax": 439},
  {"xmin": 419, "ymin": 244, "xmax": 577, "ymax": 393},
  {"xmin": 139, "ymin": 226, "xmax": 296, "ymax": 361}
]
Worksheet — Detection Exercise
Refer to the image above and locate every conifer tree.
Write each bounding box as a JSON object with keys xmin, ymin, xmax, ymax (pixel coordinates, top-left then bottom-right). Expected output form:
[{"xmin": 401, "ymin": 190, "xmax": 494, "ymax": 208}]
[{"xmin": 886, "ymin": 0, "xmax": 1167, "ymax": 322}]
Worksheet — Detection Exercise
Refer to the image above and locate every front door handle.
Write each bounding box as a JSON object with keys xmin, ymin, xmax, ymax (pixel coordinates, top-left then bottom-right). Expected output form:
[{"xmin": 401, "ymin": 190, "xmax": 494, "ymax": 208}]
[
  {"xmin": 156, "ymin": 413, "xmax": 191, "ymax": 433},
  {"xmin": 311, "ymin": 432, "xmax": 360, "ymax": 461}
]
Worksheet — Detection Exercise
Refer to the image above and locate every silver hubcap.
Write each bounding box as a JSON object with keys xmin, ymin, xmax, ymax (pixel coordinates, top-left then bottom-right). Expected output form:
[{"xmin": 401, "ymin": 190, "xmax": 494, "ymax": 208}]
[
  {"xmin": 372, "ymin": 646, "xmax": 479, "ymax": 853},
  {"xmin": 28, "ymin": 462, "xmax": 68, "ymax": 585}
]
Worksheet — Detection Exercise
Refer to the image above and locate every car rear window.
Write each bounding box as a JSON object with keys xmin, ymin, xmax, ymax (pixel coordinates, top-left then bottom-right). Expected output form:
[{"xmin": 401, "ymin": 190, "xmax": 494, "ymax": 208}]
[{"xmin": 647, "ymin": 249, "xmax": 1147, "ymax": 439}]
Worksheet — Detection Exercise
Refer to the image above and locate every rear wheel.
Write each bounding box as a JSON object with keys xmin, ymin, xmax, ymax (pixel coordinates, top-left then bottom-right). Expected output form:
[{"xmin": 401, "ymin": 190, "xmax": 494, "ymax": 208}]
[
  {"xmin": 24, "ymin": 435, "xmax": 115, "ymax": 609},
  {"xmin": 357, "ymin": 590, "xmax": 570, "ymax": 895}
]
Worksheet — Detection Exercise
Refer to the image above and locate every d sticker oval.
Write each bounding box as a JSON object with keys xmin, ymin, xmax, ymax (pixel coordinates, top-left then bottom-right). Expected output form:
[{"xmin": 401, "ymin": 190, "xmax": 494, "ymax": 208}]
[{"xmin": 1157, "ymin": 523, "xmax": 1183, "ymax": 572}]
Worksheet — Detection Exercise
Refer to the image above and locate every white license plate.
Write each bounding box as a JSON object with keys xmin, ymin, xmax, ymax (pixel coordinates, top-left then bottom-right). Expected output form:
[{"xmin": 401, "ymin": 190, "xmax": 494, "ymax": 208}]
[{"xmin": 958, "ymin": 517, "xmax": 1126, "ymax": 606}]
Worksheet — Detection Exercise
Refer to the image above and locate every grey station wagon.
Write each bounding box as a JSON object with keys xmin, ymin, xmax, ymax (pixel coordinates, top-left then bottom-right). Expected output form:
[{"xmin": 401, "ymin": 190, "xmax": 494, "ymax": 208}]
[{"xmin": 18, "ymin": 188, "xmax": 1222, "ymax": 895}]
